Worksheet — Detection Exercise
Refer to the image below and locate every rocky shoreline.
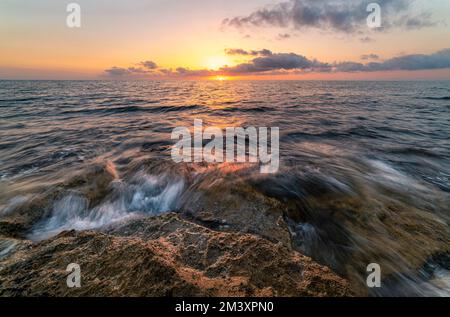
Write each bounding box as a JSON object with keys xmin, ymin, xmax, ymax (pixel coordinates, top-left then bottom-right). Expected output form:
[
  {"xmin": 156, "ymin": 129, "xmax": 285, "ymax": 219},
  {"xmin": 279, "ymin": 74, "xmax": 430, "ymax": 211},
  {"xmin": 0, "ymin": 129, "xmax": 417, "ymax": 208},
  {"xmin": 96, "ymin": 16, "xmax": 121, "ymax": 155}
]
[
  {"xmin": 0, "ymin": 213, "xmax": 351, "ymax": 296},
  {"xmin": 1, "ymin": 161, "xmax": 449, "ymax": 296}
]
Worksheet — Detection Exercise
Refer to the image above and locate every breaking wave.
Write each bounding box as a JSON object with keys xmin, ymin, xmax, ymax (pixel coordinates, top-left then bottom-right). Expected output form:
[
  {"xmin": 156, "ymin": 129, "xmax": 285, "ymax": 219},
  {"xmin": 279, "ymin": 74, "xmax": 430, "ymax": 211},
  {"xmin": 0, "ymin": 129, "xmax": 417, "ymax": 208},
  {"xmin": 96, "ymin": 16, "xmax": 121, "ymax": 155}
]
[{"xmin": 29, "ymin": 172, "xmax": 184, "ymax": 241}]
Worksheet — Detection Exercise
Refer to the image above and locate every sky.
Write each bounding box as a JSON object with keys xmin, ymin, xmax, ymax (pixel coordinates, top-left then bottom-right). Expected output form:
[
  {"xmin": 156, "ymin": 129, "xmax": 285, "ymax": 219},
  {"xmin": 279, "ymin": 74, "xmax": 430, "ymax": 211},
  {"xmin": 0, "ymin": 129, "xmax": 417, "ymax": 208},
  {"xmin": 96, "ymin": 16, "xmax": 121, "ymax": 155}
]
[{"xmin": 1, "ymin": 0, "xmax": 450, "ymax": 80}]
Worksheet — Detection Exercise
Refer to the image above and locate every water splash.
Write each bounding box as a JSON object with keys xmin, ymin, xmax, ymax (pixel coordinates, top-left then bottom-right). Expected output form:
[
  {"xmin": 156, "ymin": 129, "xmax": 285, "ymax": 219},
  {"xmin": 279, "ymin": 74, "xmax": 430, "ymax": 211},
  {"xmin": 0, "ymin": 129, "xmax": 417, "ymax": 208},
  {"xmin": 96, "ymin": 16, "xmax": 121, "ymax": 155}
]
[{"xmin": 29, "ymin": 172, "xmax": 184, "ymax": 241}]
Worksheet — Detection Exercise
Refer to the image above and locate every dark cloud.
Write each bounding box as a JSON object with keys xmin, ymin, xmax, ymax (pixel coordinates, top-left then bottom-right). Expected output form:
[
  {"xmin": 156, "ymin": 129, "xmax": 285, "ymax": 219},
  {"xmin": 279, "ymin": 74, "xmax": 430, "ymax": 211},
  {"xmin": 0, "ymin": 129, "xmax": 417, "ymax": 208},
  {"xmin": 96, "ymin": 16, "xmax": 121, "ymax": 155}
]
[
  {"xmin": 175, "ymin": 67, "xmax": 213, "ymax": 77},
  {"xmin": 104, "ymin": 67, "xmax": 131, "ymax": 76},
  {"xmin": 221, "ymin": 52, "xmax": 330, "ymax": 74},
  {"xmin": 278, "ymin": 33, "xmax": 292, "ymax": 39},
  {"xmin": 335, "ymin": 49, "xmax": 450, "ymax": 72},
  {"xmin": 127, "ymin": 67, "xmax": 148, "ymax": 73},
  {"xmin": 361, "ymin": 54, "xmax": 379, "ymax": 60},
  {"xmin": 333, "ymin": 61, "xmax": 367, "ymax": 72},
  {"xmin": 104, "ymin": 65, "xmax": 213, "ymax": 78},
  {"xmin": 224, "ymin": 49, "xmax": 450, "ymax": 74},
  {"xmin": 223, "ymin": 0, "xmax": 436, "ymax": 33},
  {"xmin": 104, "ymin": 48, "xmax": 450, "ymax": 77},
  {"xmin": 105, "ymin": 61, "xmax": 158, "ymax": 76},
  {"xmin": 104, "ymin": 66, "xmax": 149, "ymax": 76},
  {"xmin": 225, "ymin": 48, "xmax": 273, "ymax": 56},
  {"xmin": 140, "ymin": 60, "xmax": 158, "ymax": 69}
]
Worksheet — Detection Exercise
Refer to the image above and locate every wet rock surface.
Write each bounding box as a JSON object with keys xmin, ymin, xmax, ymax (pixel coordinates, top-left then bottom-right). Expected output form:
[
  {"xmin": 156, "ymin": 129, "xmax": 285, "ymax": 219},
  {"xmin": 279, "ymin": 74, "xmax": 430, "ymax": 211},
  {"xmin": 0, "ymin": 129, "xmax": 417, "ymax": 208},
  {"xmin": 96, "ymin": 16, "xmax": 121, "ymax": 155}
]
[
  {"xmin": 1, "ymin": 161, "xmax": 450, "ymax": 296},
  {"xmin": 0, "ymin": 164, "xmax": 116, "ymax": 237},
  {"xmin": 0, "ymin": 213, "xmax": 352, "ymax": 297}
]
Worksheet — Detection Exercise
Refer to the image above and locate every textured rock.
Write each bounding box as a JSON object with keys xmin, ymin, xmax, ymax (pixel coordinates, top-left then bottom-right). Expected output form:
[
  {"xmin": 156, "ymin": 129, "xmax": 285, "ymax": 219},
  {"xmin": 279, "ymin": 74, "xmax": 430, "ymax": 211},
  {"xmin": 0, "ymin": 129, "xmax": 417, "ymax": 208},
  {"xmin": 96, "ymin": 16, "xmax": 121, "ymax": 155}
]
[
  {"xmin": 0, "ymin": 213, "xmax": 352, "ymax": 297},
  {"xmin": 177, "ymin": 169, "xmax": 293, "ymax": 247}
]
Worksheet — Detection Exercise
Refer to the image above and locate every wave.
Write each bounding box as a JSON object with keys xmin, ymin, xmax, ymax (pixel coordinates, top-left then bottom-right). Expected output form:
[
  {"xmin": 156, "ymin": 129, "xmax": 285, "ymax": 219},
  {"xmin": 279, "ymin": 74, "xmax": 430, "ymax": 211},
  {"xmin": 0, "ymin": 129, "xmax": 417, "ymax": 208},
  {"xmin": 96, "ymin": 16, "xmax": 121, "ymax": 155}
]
[
  {"xmin": 281, "ymin": 124, "xmax": 430, "ymax": 143},
  {"xmin": 421, "ymin": 96, "xmax": 450, "ymax": 101},
  {"xmin": 0, "ymin": 96, "xmax": 49, "ymax": 103},
  {"xmin": 59, "ymin": 104, "xmax": 202, "ymax": 116},
  {"xmin": 387, "ymin": 147, "xmax": 441, "ymax": 158},
  {"xmin": 28, "ymin": 172, "xmax": 184, "ymax": 241},
  {"xmin": 221, "ymin": 106, "xmax": 274, "ymax": 113},
  {"xmin": 281, "ymin": 126, "xmax": 382, "ymax": 141},
  {"xmin": 150, "ymin": 104, "xmax": 201, "ymax": 113}
]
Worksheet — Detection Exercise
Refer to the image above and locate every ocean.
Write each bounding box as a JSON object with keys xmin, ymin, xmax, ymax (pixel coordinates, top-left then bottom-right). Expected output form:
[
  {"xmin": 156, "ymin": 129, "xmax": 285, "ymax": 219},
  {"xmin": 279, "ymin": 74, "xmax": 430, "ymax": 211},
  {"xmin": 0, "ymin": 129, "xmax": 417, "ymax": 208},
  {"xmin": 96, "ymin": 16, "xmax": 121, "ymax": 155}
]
[{"xmin": 1, "ymin": 80, "xmax": 450, "ymax": 296}]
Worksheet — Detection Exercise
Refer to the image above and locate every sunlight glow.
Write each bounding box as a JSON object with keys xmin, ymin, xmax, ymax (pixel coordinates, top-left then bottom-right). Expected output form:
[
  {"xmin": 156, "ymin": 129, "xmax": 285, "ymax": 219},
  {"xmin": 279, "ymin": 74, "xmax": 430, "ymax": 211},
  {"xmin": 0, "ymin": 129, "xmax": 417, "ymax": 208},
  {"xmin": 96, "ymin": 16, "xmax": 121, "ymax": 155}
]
[
  {"xmin": 204, "ymin": 56, "xmax": 231, "ymax": 71},
  {"xmin": 213, "ymin": 75, "xmax": 230, "ymax": 81}
]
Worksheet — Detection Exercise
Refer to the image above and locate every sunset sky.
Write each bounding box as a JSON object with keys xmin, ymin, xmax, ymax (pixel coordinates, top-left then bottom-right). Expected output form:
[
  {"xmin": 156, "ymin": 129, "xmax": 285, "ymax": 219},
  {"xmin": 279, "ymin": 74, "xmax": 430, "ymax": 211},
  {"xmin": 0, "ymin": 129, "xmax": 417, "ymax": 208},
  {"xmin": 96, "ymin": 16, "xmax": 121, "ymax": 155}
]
[{"xmin": 1, "ymin": 0, "xmax": 450, "ymax": 80}]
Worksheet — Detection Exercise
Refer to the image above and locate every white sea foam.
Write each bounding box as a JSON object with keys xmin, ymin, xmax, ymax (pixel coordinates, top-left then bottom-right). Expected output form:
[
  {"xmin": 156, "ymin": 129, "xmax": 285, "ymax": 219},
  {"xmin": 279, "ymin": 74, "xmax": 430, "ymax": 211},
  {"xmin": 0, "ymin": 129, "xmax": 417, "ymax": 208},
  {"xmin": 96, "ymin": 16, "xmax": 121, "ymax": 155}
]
[
  {"xmin": 0, "ymin": 195, "xmax": 29, "ymax": 217},
  {"xmin": 29, "ymin": 173, "xmax": 184, "ymax": 241},
  {"xmin": 367, "ymin": 159, "xmax": 428, "ymax": 191}
]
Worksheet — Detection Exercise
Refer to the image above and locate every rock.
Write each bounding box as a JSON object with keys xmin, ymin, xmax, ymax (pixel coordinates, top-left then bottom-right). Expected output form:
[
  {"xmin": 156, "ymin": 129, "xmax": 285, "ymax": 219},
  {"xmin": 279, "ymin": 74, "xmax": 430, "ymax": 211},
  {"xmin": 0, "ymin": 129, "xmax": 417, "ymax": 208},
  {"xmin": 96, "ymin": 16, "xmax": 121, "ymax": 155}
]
[
  {"xmin": 251, "ymin": 169, "xmax": 450, "ymax": 295},
  {"xmin": 0, "ymin": 220, "xmax": 27, "ymax": 239},
  {"xmin": 0, "ymin": 213, "xmax": 352, "ymax": 297},
  {"xmin": 0, "ymin": 238, "xmax": 31, "ymax": 262},
  {"xmin": 177, "ymin": 168, "xmax": 293, "ymax": 247}
]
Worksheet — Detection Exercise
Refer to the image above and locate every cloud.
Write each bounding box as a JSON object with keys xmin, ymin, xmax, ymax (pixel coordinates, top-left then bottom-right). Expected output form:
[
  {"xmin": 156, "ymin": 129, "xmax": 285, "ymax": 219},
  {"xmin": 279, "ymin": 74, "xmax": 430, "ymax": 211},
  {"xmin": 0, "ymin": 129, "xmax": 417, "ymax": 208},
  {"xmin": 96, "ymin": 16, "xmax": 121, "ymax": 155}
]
[
  {"xmin": 104, "ymin": 48, "xmax": 450, "ymax": 78},
  {"xmin": 140, "ymin": 60, "xmax": 158, "ymax": 69},
  {"xmin": 174, "ymin": 67, "xmax": 214, "ymax": 77},
  {"xmin": 225, "ymin": 48, "xmax": 273, "ymax": 56},
  {"xmin": 360, "ymin": 36, "xmax": 375, "ymax": 43},
  {"xmin": 104, "ymin": 60, "xmax": 159, "ymax": 77},
  {"xmin": 221, "ymin": 52, "xmax": 330, "ymax": 74},
  {"xmin": 105, "ymin": 67, "xmax": 126, "ymax": 76},
  {"xmin": 335, "ymin": 49, "xmax": 450, "ymax": 72},
  {"xmin": 104, "ymin": 65, "xmax": 214, "ymax": 78},
  {"xmin": 222, "ymin": 0, "xmax": 437, "ymax": 33},
  {"xmin": 394, "ymin": 12, "xmax": 438, "ymax": 29},
  {"xmin": 127, "ymin": 67, "xmax": 148, "ymax": 74},
  {"xmin": 104, "ymin": 66, "xmax": 150, "ymax": 76},
  {"xmin": 361, "ymin": 54, "xmax": 379, "ymax": 60},
  {"xmin": 104, "ymin": 67, "xmax": 133, "ymax": 76},
  {"xmin": 278, "ymin": 33, "xmax": 292, "ymax": 39},
  {"xmin": 227, "ymin": 48, "xmax": 450, "ymax": 74}
]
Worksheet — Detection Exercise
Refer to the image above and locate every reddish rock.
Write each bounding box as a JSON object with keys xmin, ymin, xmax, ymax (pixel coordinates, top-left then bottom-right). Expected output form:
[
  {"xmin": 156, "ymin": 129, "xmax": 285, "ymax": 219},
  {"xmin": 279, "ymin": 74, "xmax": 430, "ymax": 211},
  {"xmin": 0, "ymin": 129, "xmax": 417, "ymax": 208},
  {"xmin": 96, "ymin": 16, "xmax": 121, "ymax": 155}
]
[{"xmin": 0, "ymin": 213, "xmax": 352, "ymax": 297}]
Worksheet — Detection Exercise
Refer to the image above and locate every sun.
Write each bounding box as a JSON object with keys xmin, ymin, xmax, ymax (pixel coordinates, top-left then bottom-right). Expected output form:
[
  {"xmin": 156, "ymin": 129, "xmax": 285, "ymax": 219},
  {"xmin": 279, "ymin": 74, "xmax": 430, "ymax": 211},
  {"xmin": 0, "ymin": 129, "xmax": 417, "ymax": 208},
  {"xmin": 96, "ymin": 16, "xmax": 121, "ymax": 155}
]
[
  {"xmin": 215, "ymin": 76, "xmax": 228, "ymax": 81},
  {"xmin": 209, "ymin": 75, "xmax": 230, "ymax": 81},
  {"xmin": 204, "ymin": 56, "xmax": 231, "ymax": 71}
]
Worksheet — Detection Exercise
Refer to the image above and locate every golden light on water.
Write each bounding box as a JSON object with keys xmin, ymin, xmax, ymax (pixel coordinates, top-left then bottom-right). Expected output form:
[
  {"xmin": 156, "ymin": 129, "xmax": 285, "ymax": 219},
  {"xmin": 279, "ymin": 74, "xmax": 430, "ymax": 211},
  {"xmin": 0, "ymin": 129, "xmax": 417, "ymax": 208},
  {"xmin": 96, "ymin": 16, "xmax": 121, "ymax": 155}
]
[{"xmin": 207, "ymin": 75, "xmax": 231, "ymax": 81}]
